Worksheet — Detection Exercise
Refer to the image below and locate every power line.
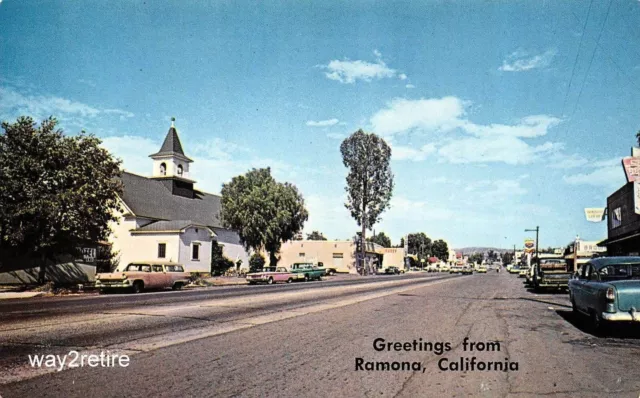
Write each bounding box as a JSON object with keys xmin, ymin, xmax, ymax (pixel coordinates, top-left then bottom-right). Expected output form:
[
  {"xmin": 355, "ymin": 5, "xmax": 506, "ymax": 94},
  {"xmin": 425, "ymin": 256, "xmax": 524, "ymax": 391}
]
[
  {"xmin": 561, "ymin": 0, "xmax": 594, "ymax": 120},
  {"xmin": 556, "ymin": 0, "xmax": 613, "ymax": 143},
  {"xmin": 567, "ymin": 0, "xmax": 613, "ymax": 126}
]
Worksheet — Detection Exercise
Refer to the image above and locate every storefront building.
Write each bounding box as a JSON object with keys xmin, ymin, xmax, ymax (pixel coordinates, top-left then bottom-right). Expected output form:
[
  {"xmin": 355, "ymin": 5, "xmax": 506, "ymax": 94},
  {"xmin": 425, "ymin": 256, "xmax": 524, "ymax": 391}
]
[{"xmin": 599, "ymin": 182, "xmax": 640, "ymax": 256}]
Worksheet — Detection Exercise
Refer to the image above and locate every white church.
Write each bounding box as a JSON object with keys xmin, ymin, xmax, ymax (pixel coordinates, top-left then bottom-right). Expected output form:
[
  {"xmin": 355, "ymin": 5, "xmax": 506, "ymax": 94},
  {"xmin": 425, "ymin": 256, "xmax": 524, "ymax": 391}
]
[{"xmin": 108, "ymin": 120, "xmax": 250, "ymax": 273}]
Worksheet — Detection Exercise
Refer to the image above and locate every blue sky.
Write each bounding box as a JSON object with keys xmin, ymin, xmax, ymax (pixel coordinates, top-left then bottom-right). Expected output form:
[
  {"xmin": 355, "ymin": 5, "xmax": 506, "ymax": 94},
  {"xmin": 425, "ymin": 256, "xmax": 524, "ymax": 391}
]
[{"xmin": 1, "ymin": 0, "xmax": 639, "ymax": 249}]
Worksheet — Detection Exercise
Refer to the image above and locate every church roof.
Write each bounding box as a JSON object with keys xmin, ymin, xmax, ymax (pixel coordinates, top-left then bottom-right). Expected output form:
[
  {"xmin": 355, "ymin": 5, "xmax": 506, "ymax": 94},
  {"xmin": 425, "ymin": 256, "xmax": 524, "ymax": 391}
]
[
  {"xmin": 133, "ymin": 220, "xmax": 213, "ymax": 233},
  {"xmin": 149, "ymin": 126, "xmax": 193, "ymax": 162},
  {"xmin": 119, "ymin": 171, "xmax": 223, "ymax": 228}
]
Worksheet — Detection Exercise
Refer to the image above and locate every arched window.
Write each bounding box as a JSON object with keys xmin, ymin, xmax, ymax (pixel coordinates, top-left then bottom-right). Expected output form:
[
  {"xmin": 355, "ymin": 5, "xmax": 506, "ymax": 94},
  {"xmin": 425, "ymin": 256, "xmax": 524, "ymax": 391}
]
[
  {"xmin": 159, "ymin": 163, "xmax": 166, "ymax": 175},
  {"xmin": 177, "ymin": 164, "xmax": 183, "ymax": 176}
]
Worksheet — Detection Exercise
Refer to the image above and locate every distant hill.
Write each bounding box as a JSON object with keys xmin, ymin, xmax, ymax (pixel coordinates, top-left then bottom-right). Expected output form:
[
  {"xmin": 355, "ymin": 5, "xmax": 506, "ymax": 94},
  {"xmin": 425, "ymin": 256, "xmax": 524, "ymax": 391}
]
[{"xmin": 454, "ymin": 247, "xmax": 511, "ymax": 255}]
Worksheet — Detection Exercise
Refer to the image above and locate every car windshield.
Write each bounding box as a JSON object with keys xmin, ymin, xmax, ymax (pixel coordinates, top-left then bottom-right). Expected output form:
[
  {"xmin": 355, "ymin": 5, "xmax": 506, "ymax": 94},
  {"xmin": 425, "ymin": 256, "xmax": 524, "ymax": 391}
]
[{"xmin": 599, "ymin": 264, "xmax": 640, "ymax": 281}]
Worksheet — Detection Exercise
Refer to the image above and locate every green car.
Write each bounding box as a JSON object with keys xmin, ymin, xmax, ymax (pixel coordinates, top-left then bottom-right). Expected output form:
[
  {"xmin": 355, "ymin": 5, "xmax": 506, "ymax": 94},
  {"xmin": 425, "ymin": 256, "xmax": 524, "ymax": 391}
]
[{"xmin": 569, "ymin": 257, "xmax": 640, "ymax": 333}]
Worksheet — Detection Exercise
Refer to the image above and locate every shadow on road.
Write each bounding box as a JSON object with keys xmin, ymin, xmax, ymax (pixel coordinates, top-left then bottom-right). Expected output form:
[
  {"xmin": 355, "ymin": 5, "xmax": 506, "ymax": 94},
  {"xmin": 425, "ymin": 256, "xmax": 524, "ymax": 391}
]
[{"xmin": 556, "ymin": 309, "xmax": 640, "ymax": 340}]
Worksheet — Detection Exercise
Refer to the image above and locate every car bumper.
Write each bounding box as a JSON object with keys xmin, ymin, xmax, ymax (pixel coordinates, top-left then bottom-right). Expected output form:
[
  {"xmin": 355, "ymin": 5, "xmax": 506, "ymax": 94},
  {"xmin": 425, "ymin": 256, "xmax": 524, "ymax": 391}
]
[
  {"xmin": 246, "ymin": 277, "xmax": 268, "ymax": 283},
  {"xmin": 602, "ymin": 311, "xmax": 640, "ymax": 322},
  {"xmin": 95, "ymin": 281, "xmax": 130, "ymax": 288}
]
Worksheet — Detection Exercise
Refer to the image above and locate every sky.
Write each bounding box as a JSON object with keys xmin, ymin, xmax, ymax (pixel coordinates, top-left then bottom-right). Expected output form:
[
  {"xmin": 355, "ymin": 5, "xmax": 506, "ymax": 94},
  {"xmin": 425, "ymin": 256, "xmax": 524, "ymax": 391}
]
[{"xmin": 1, "ymin": 0, "xmax": 639, "ymax": 249}]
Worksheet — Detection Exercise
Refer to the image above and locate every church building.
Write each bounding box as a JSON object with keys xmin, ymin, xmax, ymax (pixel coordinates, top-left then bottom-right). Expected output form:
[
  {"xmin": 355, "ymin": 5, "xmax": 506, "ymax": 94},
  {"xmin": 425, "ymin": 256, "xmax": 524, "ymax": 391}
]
[{"xmin": 108, "ymin": 120, "xmax": 250, "ymax": 273}]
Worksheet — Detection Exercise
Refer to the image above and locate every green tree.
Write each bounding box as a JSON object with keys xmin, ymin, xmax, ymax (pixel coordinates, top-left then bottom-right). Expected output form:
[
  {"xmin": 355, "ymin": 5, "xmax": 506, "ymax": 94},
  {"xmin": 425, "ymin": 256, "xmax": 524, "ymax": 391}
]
[
  {"xmin": 306, "ymin": 230, "xmax": 327, "ymax": 241},
  {"xmin": 502, "ymin": 252, "xmax": 514, "ymax": 265},
  {"xmin": 0, "ymin": 117, "xmax": 122, "ymax": 283},
  {"xmin": 407, "ymin": 233, "xmax": 432, "ymax": 260},
  {"xmin": 210, "ymin": 240, "xmax": 235, "ymax": 276},
  {"xmin": 469, "ymin": 253, "xmax": 483, "ymax": 264},
  {"xmin": 431, "ymin": 239, "xmax": 449, "ymax": 261},
  {"xmin": 249, "ymin": 253, "xmax": 266, "ymax": 272},
  {"xmin": 367, "ymin": 232, "xmax": 391, "ymax": 248},
  {"xmin": 220, "ymin": 168, "xmax": 308, "ymax": 267},
  {"xmin": 341, "ymin": 129, "xmax": 394, "ymax": 275}
]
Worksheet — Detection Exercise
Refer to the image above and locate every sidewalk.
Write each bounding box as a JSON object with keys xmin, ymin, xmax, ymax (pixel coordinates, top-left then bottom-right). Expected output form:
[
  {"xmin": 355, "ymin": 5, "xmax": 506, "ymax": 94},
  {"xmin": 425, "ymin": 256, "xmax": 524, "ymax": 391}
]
[{"xmin": 0, "ymin": 292, "xmax": 45, "ymax": 300}]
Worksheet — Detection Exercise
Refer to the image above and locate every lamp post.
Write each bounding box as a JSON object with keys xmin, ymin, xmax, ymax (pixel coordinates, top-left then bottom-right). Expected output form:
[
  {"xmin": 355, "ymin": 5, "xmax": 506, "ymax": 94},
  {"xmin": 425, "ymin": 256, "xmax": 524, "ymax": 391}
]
[{"xmin": 524, "ymin": 226, "xmax": 540, "ymax": 260}]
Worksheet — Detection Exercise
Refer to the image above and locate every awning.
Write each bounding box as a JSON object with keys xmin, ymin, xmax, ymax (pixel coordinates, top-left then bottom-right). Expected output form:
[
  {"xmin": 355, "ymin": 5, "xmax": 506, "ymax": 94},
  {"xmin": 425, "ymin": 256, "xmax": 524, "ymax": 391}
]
[{"xmin": 598, "ymin": 231, "xmax": 640, "ymax": 247}]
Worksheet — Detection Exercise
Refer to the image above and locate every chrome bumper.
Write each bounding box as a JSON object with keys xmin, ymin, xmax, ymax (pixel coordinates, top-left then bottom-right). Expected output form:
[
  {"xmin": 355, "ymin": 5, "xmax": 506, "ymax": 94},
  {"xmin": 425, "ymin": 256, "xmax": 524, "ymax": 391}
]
[{"xmin": 602, "ymin": 311, "xmax": 640, "ymax": 322}]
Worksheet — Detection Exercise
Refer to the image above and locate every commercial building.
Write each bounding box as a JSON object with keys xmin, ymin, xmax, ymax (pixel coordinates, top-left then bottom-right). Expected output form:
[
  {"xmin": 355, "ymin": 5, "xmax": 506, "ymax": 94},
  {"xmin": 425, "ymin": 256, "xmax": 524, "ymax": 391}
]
[
  {"xmin": 599, "ymin": 182, "xmax": 640, "ymax": 256},
  {"xmin": 563, "ymin": 239, "xmax": 606, "ymax": 273},
  {"xmin": 275, "ymin": 239, "xmax": 407, "ymax": 274}
]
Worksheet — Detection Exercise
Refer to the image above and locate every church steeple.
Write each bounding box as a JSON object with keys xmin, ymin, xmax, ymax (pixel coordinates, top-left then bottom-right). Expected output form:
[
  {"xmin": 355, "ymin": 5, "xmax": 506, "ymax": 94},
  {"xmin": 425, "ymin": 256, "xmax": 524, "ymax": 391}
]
[
  {"xmin": 149, "ymin": 117, "xmax": 193, "ymax": 162},
  {"xmin": 149, "ymin": 118, "xmax": 196, "ymax": 191}
]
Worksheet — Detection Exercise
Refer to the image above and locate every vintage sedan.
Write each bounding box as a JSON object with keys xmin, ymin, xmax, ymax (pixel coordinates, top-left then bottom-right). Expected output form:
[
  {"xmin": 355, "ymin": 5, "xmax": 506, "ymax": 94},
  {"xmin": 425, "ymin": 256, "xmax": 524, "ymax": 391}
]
[
  {"xmin": 476, "ymin": 266, "xmax": 487, "ymax": 273},
  {"xmin": 246, "ymin": 267, "xmax": 298, "ymax": 285},
  {"xmin": 569, "ymin": 257, "xmax": 640, "ymax": 332}
]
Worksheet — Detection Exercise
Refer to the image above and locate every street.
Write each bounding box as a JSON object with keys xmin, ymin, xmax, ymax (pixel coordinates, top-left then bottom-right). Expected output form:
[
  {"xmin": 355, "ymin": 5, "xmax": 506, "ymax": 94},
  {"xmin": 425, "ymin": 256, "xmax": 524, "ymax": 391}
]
[{"xmin": 2, "ymin": 272, "xmax": 640, "ymax": 397}]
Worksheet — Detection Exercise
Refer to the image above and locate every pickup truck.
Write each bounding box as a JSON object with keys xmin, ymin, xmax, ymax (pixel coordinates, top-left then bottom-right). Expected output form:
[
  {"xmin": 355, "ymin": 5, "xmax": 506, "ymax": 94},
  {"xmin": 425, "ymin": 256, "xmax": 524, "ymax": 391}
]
[
  {"xmin": 290, "ymin": 262, "xmax": 325, "ymax": 281},
  {"xmin": 533, "ymin": 258, "xmax": 571, "ymax": 292},
  {"xmin": 95, "ymin": 262, "xmax": 190, "ymax": 293}
]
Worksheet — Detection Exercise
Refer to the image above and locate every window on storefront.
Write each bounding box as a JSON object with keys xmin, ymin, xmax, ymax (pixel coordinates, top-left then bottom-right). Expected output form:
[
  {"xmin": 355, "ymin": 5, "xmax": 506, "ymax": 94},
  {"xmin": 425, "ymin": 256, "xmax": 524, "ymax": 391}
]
[{"xmin": 158, "ymin": 243, "xmax": 166, "ymax": 258}]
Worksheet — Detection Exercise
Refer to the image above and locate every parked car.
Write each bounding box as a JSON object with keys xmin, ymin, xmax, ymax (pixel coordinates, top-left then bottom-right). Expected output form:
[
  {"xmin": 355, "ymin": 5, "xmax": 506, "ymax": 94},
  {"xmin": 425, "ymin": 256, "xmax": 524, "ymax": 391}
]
[
  {"xmin": 246, "ymin": 267, "xmax": 298, "ymax": 284},
  {"xmin": 439, "ymin": 264, "xmax": 451, "ymax": 272},
  {"xmin": 95, "ymin": 262, "xmax": 189, "ymax": 293},
  {"xmin": 477, "ymin": 265, "xmax": 487, "ymax": 273},
  {"xmin": 290, "ymin": 262, "xmax": 325, "ymax": 281},
  {"xmin": 533, "ymin": 258, "xmax": 571, "ymax": 292},
  {"xmin": 569, "ymin": 256, "xmax": 640, "ymax": 333},
  {"xmin": 384, "ymin": 266, "xmax": 400, "ymax": 275},
  {"xmin": 450, "ymin": 265, "xmax": 465, "ymax": 274}
]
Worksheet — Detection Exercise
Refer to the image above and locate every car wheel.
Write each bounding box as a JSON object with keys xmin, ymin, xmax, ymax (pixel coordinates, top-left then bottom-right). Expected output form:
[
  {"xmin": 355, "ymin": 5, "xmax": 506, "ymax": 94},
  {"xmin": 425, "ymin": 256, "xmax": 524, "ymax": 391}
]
[
  {"xmin": 132, "ymin": 281, "xmax": 144, "ymax": 294},
  {"xmin": 304, "ymin": 274, "xmax": 309, "ymax": 282},
  {"xmin": 267, "ymin": 277, "xmax": 274, "ymax": 285},
  {"xmin": 329, "ymin": 271, "xmax": 335, "ymax": 276},
  {"xmin": 248, "ymin": 281, "xmax": 256, "ymax": 285},
  {"xmin": 172, "ymin": 282, "xmax": 183, "ymax": 291},
  {"xmin": 591, "ymin": 310, "xmax": 608, "ymax": 335},
  {"xmin": 287, "ymin": 278, "xmax": 293, "ymax": 283}
]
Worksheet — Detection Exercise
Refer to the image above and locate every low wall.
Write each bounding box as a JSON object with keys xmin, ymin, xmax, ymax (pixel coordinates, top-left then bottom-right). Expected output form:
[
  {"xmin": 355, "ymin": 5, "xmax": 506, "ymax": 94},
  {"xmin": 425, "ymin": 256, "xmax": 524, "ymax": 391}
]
[{"xmin": 0, "ymin": 255, "xmax": 96, "ymax": 285}]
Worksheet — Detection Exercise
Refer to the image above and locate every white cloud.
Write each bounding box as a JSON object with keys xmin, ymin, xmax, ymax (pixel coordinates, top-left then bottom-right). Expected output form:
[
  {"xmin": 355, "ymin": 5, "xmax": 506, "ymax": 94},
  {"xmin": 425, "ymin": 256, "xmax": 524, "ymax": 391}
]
[
  {"xmin": 370, "ymin": 96, "xmax": 466, "ymax": 137},
  {"xmin": 499, "ymin": 49, "xmax": 557, "ymax": 72},
  {"xmin": 405, "ymin": 84, "xmax": 415, "ymax": 89},
  {"xmin": 0, "ymin": 85, "xmax": 134, "ymax": 127},
  {"xmin": 438, "ymin": 136, "xmax": 562, "ymax": 165},
  {"xmin": 321, "ymin": 50, "xmax": 400, "ymax": 84},
  {"xmin": 385, "ymin": 196, "xmax": 455, "ymax": 221},
  {"xmin": 398, "ymin": 73, "xmax": 407, "ymax": 80},
  {"xmin": 327, "ymin": 133, "xmax": 346, "ymax": 140},
  {"xmin": 304, "ymin": 194, "xmax": 355, "ymax": 239},
  {"xmin": 562, "ymin": 157, "xmax": 625, "ymax": 187},
  {"xmin": 369, "ymin": 96, "xmax": 563, "ymax": 165},
  {"xmin": 391, "ymin": 143, "xmax": 436, "ymax": 161},
  {"xmin": 462, "ymin": 115, "xmax": 561, "ymax": 138},
  {"xmin": 306, "ymin": 118, "xmax": 339, "ymax": 127},
  {"xmin": 464, "ymin": 177, "xmax": 528, "ymax": 202},
  {"xmin": 547, "ymin": 153, "xmax": 589, "ymax": 169}
]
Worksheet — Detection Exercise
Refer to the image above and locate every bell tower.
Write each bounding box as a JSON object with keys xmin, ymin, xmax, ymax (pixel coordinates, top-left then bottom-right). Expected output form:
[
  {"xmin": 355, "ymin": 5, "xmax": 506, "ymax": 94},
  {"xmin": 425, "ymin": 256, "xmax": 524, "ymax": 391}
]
[{"xmin": 149, "ymin": 118, "xmax": 196, "ymax": 198}]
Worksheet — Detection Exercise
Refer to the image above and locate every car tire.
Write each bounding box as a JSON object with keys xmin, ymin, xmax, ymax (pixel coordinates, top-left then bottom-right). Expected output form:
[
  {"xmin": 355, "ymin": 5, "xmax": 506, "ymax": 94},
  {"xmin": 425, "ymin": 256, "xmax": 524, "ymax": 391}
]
[
  {"xmin": 267, "ymin": 277, "xmax": 274, "ymax": 285},
  {"xmin": 248, "ymin": 281, "xmax": 256, "ymax": 285},
  {"xmin": 172, "ymin": 282, "xmax": 183, "ymax": 291},
  {"xmin": 287, "ymin": 278, "xmax": 293, "ymax": 283},
  {"xmin": 132, "ymin": 281, "xmax": 144, "ymax": 294},
  {"xmin": 591, "ymin": 310, "xmax": 608, "ymax": 335},
  {"xmin": 304, "ymin": 274, "xmax": 309, "ymax": 282}
]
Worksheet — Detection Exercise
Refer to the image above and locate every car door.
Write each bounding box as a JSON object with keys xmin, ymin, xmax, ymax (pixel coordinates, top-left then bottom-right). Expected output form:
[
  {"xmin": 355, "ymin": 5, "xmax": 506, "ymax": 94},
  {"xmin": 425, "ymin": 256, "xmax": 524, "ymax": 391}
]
[
  {"xmin": 151, "ymin": 264, "xmax": 170, "ymax": 288},
  {"xmin": 582, "ymin": 264, "xmax": 601, "ymax": 312}
]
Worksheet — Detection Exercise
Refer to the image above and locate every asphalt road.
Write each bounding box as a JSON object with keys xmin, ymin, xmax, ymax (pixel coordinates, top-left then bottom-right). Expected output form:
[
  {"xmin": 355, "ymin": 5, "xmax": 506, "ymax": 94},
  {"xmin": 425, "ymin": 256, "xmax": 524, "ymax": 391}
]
[{"xmin": 2, "ymin": 271, "xmax": 640, "ymax": 397}]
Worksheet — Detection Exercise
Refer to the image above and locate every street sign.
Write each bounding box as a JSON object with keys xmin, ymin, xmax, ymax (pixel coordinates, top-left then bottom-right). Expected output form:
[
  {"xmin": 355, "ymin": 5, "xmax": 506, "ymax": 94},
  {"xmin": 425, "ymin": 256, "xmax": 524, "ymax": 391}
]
[
  {"xmin": 524, "ymin": 238, "xmax": 535, "ymax": 253},
  {"xmin": 584, "ymin": 208, "xmax": 606, "ymax": 222},
  {"xmin": 622, "ymin": 157, "xmax": 640, "ymax": 182}
]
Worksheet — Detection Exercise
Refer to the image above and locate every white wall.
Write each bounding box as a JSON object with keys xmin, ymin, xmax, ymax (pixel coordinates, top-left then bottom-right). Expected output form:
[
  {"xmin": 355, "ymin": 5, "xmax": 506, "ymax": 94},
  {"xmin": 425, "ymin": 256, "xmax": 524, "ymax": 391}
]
[
  {"xmin": 109, "ymin": 211, "xmax": 180, "ymax": 271},
  {"xmin": 220, "ymin": 243, "xmax": 250, "ymax": 270},
  {"xmin": 178, "ymin": 227, "xmax": 212, "ymax": 273}
]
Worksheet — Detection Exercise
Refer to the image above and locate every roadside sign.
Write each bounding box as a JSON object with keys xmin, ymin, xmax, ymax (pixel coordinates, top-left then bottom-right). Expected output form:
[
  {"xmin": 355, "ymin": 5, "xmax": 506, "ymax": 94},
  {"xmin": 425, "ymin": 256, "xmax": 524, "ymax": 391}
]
[
  {"xmin": 622, "ymin": 157, "xmax": 640, "ymax": 182},
  {"xmin": 584, "ymin": 208, "xmax": 606, "ymax": 222}
]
